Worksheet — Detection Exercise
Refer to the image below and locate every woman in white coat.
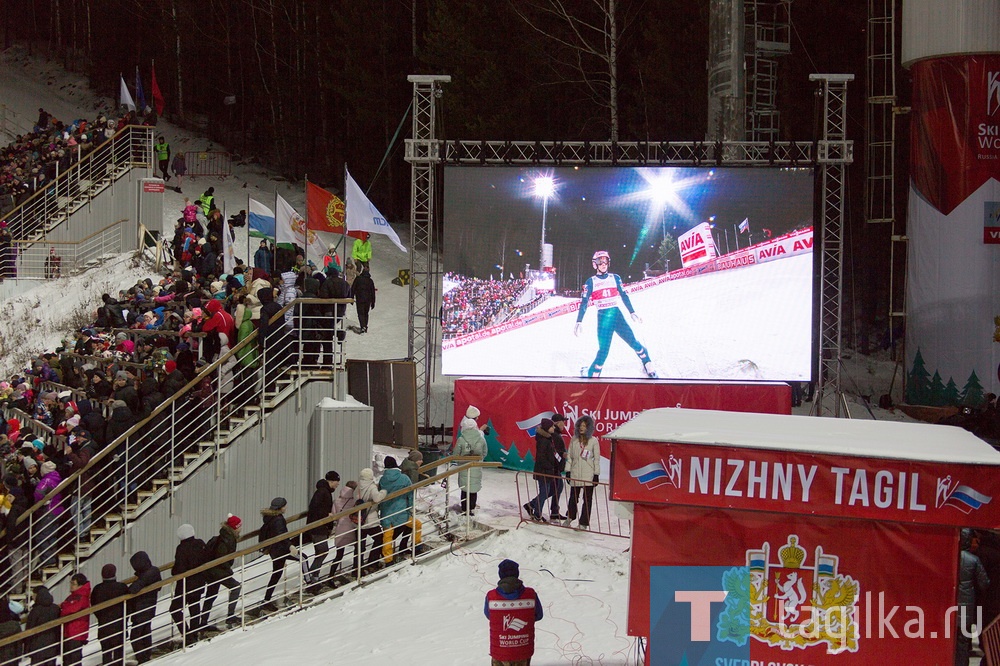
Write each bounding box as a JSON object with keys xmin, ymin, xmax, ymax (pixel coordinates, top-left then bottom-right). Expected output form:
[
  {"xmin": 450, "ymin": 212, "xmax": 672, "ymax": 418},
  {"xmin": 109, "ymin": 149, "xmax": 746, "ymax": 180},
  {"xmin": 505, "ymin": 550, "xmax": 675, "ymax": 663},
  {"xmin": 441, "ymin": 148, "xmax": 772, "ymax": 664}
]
[
  {"xmin": 565, "ymin": 415, "xmax": 601, "ymax": 529},
  {"xmin": 455, "ymin": 405, "xmax": 488, "ymax": 515},
  {"xmin": 353, "ymin": 468, "xmax": 387, "ymax": 571}
]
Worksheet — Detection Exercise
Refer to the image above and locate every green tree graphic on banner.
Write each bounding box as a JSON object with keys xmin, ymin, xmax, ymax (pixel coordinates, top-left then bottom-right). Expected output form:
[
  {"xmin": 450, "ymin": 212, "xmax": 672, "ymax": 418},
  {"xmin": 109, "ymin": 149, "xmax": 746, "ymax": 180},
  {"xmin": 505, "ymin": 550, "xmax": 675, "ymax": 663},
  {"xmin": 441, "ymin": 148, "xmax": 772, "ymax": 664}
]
[
  {"xmin": 961, "ymin": 370, "xmax": 986, "ymax": 407},
  {"xmin": 906, "ymin": 348, "xmax": 931, "ymax": 405}
]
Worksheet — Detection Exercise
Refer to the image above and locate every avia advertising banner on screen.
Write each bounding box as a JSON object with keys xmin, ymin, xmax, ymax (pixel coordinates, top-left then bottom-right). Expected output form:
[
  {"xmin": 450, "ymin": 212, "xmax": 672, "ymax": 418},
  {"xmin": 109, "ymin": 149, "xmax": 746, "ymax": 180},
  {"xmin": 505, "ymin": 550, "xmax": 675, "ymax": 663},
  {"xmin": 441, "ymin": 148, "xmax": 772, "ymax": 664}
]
[
  {"xmin": 678, "ymin": 222, "xmax": 719, "ymax": 267},
  {"xmin": 442, "ymin": 166, "xmax": 815, "ymax": 382}
]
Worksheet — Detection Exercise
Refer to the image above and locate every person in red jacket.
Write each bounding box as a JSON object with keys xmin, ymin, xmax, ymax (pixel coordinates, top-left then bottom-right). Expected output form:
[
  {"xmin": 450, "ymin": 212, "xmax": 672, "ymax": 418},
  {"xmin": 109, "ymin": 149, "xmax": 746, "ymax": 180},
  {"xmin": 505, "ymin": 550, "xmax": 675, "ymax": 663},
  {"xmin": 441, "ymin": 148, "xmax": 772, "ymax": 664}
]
[
  {"xmin": 201, "ymin": 299, "xmax": 235, "ymax": 362},
  {"xmin": 60, "ymin": 573, "xmax": 92, "ymax": 666},
  {"xmin": 484, "ymin": 559, "xmax": 543, "ymax": 666}
]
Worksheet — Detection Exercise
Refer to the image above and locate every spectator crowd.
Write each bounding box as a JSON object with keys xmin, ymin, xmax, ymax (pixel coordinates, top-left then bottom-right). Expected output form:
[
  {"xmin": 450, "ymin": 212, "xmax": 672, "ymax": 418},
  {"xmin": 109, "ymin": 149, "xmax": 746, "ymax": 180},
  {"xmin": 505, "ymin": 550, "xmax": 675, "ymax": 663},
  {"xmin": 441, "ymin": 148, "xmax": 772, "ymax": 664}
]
[{"xmin": 442, "ymin": 274, "xmax": 529, "ymax": 339}]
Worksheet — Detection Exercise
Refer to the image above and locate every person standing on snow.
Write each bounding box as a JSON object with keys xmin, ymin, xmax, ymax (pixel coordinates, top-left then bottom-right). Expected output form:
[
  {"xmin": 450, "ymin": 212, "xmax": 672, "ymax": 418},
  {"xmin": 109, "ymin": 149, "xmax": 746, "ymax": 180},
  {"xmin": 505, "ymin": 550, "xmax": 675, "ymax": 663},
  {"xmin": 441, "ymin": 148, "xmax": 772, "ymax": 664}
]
[
  {"xmin": 565, "ymin": 415, "xmax": 600, "ymax": 529},
  {"xmin": 484, "ymin": 559, "xmax": 543, "ymax": 666},
  {"xmin": 455, "ymin": 405, "xmax": 487, "ymax": 515},
  {"xmin": 155, "ymin": 135, "xmax": 171, "ymax": 182},
  {"xmin": 351, "ymin": 232, "xmax": 372, "ymax": 272},
  {"xmin": 575, "ymin": 250, "xmax": 656, "ymax": 378},
  {"xmin": 350, "ymin": 266, "xmax": 376, "ymax": 334}
]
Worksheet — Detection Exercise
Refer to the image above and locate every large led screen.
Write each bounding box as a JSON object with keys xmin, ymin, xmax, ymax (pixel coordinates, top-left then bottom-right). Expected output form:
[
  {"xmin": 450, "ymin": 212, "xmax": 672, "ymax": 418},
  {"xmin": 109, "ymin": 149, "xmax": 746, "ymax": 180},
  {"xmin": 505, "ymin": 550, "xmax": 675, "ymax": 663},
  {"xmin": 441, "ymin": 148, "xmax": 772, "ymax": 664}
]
[{"xmin": 442, "ymin": 166, "xmax": 815, "ymax": 381}]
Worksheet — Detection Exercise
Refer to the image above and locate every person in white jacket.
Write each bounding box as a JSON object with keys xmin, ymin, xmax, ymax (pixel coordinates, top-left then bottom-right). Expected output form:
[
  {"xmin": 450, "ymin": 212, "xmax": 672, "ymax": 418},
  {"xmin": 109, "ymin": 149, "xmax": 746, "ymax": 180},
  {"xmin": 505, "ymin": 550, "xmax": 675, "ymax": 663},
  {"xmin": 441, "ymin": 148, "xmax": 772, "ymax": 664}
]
[
  {"xmin": 565, "ymin": 415, "xmax": 601, "ymax": 529},
  {"xmin": 455, "ymin": 405, "xmax": 488, "ymax": 515},
  {"xmin": 353, "ymin": 468, "xmax": 387, "ymax": 572}
]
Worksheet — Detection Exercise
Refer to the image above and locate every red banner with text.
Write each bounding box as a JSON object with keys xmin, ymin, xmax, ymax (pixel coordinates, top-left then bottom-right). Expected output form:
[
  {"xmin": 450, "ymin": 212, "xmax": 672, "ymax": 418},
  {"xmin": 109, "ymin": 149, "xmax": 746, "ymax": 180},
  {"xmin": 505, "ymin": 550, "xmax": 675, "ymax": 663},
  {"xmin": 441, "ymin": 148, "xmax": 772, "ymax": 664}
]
[
  {"xmin": 612, "ymin": 439, "xmax": 1000, "ymax": 529},
  {"xmin": 453, "ymin": 379, "xmax": 790, "ymax": 471}
]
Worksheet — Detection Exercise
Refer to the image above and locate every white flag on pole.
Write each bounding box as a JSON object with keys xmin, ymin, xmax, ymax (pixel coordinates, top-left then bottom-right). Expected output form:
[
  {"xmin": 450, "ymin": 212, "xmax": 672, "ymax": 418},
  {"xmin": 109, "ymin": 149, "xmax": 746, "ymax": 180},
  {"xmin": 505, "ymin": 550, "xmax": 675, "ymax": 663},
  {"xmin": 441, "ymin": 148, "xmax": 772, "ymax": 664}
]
[
  {"xmin": 222, "ymin": 222, "xmax": 235, "ymax": 274},
  {"xmin": 119, "ymin": 75, "xmax": 136, "ymax": 111},
  {"xmin": 345, "ymin": 167, "xmax": 407, "ymax": 253},
  {"xmin": 275, "ymin": 194, "xmax": 327, "ymax": 259}
]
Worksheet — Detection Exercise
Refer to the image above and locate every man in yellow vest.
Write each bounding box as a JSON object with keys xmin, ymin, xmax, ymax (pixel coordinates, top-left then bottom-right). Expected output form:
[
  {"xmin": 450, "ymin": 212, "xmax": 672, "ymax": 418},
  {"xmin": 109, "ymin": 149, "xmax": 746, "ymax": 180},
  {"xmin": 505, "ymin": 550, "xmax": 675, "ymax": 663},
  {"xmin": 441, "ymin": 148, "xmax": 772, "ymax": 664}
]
[
  {"xmin": 155, "ymin": 135, "xmax": 171, "ymax": 181},
  {"xmin": 351, "ymin": 232, "xmax": 372, "ymax": 272}
]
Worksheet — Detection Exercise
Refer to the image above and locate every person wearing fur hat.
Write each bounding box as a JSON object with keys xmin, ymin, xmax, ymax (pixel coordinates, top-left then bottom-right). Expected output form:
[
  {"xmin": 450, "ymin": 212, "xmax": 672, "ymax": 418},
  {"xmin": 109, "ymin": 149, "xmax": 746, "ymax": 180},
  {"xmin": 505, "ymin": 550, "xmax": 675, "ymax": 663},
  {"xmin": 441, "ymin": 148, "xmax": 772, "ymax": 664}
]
[
  {"xmin": 400, "ymin": 449, "xmax": 424, "ymax": 484},
  {"xmin": 91, "ymin": 564, "xmax": 128, "ymax": 664},
  {"xmin": 455, "ymin": 408, "xmax": 487, "ymax": 515},
  {"xmin": 305, "ymin": 471, "xmax": 341, "ymax": 590},
  {"xmin": 202, "ymin": 515, "xmax": 243, "ymax": 629},
  {"xmin": 484, "ymin": 558, "xmax": 543, "ymax": 665},
  {"xmin": 565, "ymin": 415, "xmax": 601, "ymax": 529},
  {"xmin": 258, "ymin": 497, "xmax": 291, "ymax": 613},
  {"xmin": 524, "ymin": 419, "xmax": 558, "ymax": 522},
  {"xmin": 169, "ymin": 523, "xmax": 208, "ymax": 642},
  {"xmin": 353, "ymin": 468, "xmax": 387, "ymax": 573}
]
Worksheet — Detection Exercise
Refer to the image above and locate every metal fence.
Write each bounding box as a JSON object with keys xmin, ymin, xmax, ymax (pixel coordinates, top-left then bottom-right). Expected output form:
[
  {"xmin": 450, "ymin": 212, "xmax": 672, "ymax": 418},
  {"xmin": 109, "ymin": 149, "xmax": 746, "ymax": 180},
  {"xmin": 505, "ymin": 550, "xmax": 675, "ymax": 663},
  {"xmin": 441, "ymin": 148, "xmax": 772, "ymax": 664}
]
[
  {"xmin": 2, "ymin": 125, "xmax": 153, "ymax": 241},
  {"xmin": 0, "ymin": 456, "xmax": 495, "ymax": 665},
  {"xmin": 183, "ymin": 151, "xmax": 232, "ymax": 179},
  {"xmin": 0, "ymin": 298, "xmax": 352, "ymax": 603},
  {"xmin": 4, "ymin": 220, "xmax": 125, "ymax": 279},
  {"xmin": 515, "ymin": 471, "xmax": 631, "ymax": 539}
]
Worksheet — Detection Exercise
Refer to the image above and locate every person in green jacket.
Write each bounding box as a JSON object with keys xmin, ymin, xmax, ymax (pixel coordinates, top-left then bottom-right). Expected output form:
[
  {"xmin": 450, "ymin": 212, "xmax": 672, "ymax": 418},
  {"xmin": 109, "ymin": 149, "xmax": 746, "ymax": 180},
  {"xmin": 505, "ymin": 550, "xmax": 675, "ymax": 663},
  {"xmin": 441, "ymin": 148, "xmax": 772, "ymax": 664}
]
[
  {"xmin": 155, "ymin": 135, "xmax": 171, "ymax": 181},
  {"xmin": 351, "ymin": 232, "xmax": 372, "ymax": 271}
]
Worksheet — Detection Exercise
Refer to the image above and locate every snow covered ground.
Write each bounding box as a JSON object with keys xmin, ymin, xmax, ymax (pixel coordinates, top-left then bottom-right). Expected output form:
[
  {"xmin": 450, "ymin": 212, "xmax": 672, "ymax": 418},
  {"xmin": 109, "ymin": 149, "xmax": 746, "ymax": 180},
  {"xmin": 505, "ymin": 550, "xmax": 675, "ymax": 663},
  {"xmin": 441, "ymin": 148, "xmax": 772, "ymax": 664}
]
[
  {"xmin": 444, "ymin": 254, "xmax": 813, "ymax": 381},
  {"xmin": 0, "ymin": 45, "xmax": 935, "ymax": 666}
]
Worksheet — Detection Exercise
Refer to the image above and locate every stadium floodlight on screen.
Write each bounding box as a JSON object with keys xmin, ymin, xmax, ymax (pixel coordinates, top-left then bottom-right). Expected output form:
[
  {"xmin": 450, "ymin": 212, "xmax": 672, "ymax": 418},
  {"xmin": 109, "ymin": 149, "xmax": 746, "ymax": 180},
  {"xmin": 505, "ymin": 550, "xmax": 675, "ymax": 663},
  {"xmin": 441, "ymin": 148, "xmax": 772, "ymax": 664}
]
[{"xmin": 442, "ymin": 166, "xmax": 815, "ymax": 382}]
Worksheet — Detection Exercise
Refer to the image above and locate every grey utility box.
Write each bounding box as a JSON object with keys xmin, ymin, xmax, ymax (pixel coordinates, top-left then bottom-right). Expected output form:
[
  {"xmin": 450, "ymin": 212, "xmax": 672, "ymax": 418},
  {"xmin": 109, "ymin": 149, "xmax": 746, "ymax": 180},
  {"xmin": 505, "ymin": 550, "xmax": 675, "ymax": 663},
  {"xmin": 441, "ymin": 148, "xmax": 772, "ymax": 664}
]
[{"xmin": 308, "ymin": 396, "xmax": 374, "ymax": 483}]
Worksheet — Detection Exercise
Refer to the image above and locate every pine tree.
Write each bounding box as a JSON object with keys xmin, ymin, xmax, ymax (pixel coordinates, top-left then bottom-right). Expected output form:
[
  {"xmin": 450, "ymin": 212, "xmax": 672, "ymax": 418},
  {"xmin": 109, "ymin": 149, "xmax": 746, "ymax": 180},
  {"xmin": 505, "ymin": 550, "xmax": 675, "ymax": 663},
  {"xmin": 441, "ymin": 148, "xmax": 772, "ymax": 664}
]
[
  {"xmin": 928, "ymin": 371, "xmax": 946, "ymax": 406},
  {"xmin": 906, "ymin": 348, "xmax": 931, "ymax": 404},
  {"xmin": 942, "ymin": 378, "xmax": 961, "ymax": 406},
  {"xmin": 961, "ymin": 370, "xmax": 986, "ymax": 407}
]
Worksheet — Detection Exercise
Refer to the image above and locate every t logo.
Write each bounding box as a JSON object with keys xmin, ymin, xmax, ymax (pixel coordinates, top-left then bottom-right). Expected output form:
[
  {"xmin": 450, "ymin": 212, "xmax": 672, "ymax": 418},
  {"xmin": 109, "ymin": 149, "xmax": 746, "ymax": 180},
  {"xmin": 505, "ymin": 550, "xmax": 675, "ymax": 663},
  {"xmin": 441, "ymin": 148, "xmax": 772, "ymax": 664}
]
[{"xmin": 674, "ymin": 590, "xmax": 728, "ymax": 641}]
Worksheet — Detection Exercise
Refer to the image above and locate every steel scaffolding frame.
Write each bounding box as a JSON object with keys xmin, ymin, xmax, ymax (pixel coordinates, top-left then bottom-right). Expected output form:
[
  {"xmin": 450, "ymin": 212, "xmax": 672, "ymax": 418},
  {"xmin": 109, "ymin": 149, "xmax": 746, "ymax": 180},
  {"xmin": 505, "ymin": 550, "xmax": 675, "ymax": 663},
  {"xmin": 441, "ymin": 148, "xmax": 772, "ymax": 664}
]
[
  {"xmin": 745, "ymin": 0, "xmax": 792, "ymax": 142},
  {"xmin": 406, "ymin": 74, "xmax": 852, "ymax": 424},
  {"xmin": 404, "ymin": 75, "xmax": 450, "ymax": 429},
  {"xmin": 810, "ymin": 74, "xmax": 855, "ymax": 417}
]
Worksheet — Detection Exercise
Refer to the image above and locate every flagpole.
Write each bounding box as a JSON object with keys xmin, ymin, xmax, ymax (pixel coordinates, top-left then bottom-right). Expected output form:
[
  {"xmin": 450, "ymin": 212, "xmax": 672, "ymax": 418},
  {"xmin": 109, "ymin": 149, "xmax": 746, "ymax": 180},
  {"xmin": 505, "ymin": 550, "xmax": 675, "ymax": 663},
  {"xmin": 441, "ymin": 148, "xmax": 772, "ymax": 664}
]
[
  {"xmin": 304, "ymin": 175, "xmax": 309, "ymax": 271},
  {"xmin": 733, "ymin": 223, "xmax": 739, "ymax": 251},
  {"xmin": 246, "ymin": 191, "xmax": 251, "ymax": 272},
  {"xmin": 342, "ymin": 164, "xmax": 349, "ymax": 268}
]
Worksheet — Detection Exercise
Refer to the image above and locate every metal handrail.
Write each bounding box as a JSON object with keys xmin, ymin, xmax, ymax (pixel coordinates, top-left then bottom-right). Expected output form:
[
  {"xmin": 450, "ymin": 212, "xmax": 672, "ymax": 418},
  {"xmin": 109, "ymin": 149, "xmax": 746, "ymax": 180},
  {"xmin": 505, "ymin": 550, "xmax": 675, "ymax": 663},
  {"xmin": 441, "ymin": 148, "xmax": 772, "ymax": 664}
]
[
  {"xmin": 0, "ymin": 458, "xmax": 496, "ymax": 657},
  {"xmin": 1, "ymin": 297, "xmax": 353, "ymax": 599},
  {"xmin": 516, "ymin": 470, "xmax": 631, "ymax": 538},
  {"xmin": 3, "ymin": 125, "xmax": 153, "ymax": 241}
]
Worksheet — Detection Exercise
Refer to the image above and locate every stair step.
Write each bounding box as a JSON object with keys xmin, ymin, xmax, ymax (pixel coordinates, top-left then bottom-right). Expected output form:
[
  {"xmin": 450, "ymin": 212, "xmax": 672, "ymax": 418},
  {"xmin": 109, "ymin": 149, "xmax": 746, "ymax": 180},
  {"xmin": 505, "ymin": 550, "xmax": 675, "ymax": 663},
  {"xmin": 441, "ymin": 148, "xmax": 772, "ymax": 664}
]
[
  {"xmin": 153, "ymin": 478, "xmax": 170, "ymax": 487},
  {"xmin": 137, "ymin": 490, "xmax": 156, "ymax": 499}
]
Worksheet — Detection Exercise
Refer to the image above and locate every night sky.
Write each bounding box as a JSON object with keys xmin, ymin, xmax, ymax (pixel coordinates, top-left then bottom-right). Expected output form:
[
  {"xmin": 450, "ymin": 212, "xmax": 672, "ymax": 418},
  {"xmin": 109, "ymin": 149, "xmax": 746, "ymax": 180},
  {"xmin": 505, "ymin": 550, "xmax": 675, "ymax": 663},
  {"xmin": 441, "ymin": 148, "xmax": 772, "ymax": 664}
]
[{"xmin": 444, "ymin": 166, "xmax": 815, "ymax": 288}]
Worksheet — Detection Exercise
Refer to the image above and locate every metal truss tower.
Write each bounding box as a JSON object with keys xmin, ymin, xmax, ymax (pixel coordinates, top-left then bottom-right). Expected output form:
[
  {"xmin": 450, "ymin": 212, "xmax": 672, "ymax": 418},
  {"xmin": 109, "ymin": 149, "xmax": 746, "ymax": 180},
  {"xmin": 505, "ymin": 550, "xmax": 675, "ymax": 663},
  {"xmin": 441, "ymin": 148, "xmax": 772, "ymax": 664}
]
[
  {"xmin": 404, "ymin": 75, "xmax": 450, "ymax": 429},
  {"xmin": 406, "ymin": 76, "xmax": 851, "ymax": 425},
  {"xmin": 810, "ymin": 74, "xmax": 855, "ymax": 417},
  {"xmin": 865, "ymin": 0, "xmax": 907, "ymax": 358},
  {"xmin": 745, "ymin": 0, "xmax": 792, "ymax": 142}
]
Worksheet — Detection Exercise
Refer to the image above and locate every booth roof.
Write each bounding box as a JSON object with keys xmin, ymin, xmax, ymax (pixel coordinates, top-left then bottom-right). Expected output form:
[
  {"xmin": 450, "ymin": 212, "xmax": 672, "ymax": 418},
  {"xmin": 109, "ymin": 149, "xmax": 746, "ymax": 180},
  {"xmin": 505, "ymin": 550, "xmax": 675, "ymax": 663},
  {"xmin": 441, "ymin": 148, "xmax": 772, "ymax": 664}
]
[{"xmin": 607, "ymin": 408, "xmax": 1000, "ymax": 466}]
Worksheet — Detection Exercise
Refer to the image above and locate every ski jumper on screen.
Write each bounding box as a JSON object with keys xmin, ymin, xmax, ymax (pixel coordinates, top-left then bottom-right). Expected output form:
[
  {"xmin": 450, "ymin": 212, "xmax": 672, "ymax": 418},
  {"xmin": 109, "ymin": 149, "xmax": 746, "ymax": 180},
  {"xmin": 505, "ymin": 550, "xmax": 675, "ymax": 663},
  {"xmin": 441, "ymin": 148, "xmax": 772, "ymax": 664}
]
[{"xmin": 575, "ymin": 250, "xmax": 656, "ymax": 378}]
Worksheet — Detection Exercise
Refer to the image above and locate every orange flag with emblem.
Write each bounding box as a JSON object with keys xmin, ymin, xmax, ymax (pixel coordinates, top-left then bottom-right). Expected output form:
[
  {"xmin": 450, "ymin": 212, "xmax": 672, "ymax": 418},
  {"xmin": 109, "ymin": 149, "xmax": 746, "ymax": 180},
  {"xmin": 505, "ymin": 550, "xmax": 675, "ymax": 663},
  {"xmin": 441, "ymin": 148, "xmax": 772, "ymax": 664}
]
[{"xmin": 307, "ymin": 182, "xmax": 365, "ymax": 239}]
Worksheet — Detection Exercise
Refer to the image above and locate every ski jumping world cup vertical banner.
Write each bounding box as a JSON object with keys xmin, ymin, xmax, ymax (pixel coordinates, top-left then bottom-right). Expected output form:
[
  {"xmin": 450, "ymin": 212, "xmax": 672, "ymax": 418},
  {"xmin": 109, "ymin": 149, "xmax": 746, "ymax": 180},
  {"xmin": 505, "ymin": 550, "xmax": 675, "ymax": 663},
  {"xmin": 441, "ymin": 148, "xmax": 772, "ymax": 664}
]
[{"xmin": 907, "ymin": 55, "xmax": 1000, "ymax": 405}]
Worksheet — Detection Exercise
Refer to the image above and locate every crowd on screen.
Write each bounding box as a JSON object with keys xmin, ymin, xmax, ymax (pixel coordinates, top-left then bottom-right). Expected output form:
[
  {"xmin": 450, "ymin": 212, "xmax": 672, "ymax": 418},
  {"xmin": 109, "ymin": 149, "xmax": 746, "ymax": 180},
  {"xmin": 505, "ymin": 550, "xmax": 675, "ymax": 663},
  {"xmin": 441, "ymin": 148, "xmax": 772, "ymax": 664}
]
[{"xmin": 442, "ymin": 274, "xmax": 529, "ymax": 338}]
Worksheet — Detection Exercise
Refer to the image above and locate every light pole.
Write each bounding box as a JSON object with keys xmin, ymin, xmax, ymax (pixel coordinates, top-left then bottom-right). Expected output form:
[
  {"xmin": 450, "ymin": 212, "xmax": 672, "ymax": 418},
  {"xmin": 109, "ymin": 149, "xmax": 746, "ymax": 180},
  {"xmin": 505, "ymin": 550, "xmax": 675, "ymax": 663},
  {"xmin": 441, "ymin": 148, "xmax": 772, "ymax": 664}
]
[{"xmin": 534, "ymin": 176, "xmax": 554, "ymax": 269}]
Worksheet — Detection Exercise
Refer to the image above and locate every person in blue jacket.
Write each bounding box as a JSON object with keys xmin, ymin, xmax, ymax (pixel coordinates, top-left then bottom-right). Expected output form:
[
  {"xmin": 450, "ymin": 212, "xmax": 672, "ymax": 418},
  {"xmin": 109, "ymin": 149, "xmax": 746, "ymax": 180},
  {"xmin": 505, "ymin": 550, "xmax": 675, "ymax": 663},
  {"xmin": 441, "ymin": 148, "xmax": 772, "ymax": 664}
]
[
  {"xmin": 377, "ymin": 457, "xmax": 414, "ymax": 561},
  {"xmin": 575, "ymin": 250, "xmax": 656, "ymax": 378}
]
